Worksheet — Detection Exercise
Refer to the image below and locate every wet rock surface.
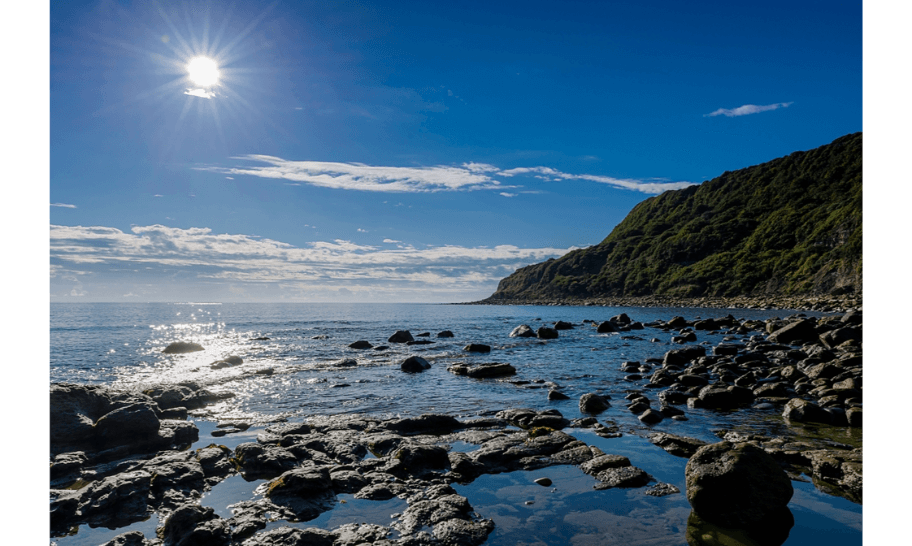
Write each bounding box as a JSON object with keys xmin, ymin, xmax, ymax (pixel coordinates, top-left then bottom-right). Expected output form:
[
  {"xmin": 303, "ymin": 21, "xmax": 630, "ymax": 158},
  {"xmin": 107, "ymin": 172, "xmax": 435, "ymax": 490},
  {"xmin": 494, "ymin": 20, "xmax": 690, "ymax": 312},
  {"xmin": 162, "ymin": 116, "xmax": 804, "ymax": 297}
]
[
  {"xmin": 686, "ymin": 441, "xmax": 793, "ymax": 528},
  {"xmin": 51, "ymin": 309, "xmax": 863, "ymax": 544}
]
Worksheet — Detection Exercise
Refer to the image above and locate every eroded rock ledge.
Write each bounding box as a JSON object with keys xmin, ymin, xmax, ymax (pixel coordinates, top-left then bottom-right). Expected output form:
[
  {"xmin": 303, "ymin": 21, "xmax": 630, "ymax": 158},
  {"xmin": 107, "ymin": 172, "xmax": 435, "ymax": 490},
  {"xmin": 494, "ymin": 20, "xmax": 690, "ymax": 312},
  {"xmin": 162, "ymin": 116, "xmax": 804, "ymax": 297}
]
[{"xmin": 51, "ymin": 398, "xmax": 658, "ymax": 545}]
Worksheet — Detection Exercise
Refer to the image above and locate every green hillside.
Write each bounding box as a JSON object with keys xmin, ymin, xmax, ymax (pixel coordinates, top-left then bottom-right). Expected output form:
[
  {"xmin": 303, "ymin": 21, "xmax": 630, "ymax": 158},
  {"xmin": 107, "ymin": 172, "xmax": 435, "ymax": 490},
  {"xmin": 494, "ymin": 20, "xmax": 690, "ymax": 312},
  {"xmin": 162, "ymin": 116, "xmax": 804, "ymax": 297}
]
[{"xmin": 485, "ymin": 132, "xmax": 862, "ymax": 302}]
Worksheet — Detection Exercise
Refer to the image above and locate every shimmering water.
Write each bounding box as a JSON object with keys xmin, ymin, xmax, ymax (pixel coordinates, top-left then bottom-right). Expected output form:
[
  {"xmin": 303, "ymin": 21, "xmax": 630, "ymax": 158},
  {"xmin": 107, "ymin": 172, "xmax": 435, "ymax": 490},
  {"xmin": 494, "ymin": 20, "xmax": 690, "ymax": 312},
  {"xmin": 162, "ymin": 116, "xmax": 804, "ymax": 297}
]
[{"xmin": 50, "ymin": 303, "xmax": 861, "ymax": 545}]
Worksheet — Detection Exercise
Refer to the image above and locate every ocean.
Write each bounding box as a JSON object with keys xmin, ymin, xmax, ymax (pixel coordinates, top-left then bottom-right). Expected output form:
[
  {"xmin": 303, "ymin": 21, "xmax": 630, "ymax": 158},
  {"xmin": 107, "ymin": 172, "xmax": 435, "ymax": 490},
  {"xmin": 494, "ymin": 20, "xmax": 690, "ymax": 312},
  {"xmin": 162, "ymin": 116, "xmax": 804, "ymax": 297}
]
[{"xmin": 50, "ymin": 302, "xmax": 862, "ymax": 545}]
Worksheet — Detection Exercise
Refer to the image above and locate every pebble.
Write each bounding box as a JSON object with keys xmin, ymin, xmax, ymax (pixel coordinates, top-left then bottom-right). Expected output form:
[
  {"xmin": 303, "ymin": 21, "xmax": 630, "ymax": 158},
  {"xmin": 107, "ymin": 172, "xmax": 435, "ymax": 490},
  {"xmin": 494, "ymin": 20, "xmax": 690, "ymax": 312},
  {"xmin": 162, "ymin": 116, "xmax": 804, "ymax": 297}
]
[{"xmin": 534, "ymin": 477, "xmax": 552, "ymax": 487}]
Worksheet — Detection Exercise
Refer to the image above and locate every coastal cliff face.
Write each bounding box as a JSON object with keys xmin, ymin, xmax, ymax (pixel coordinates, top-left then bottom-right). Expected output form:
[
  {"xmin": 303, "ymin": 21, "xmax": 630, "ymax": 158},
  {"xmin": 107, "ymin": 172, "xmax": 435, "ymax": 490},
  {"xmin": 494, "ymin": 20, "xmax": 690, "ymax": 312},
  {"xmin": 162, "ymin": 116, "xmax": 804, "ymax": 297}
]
[{"xmin": 486, "ymin": 133, "xmax": 862, "ymax": 302}]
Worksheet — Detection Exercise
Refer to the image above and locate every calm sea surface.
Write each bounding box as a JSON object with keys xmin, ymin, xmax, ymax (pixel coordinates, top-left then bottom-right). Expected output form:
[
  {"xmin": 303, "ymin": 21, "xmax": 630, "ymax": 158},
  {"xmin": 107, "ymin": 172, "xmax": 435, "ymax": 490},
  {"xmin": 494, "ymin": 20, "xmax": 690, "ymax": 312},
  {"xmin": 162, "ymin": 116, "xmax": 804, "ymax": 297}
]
[{"xmin": 50, "ymin": 303, "xmax": 861, "ymax": 545}]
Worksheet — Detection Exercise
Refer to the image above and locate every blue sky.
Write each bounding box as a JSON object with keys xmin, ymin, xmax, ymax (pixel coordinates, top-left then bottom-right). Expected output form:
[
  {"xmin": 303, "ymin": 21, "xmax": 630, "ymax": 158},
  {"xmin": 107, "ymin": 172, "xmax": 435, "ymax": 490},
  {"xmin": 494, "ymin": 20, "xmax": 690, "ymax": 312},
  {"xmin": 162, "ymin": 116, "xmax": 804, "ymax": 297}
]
[{"xmin": 47, "ymin": 0, "xmax": 862, "ymax": 302}]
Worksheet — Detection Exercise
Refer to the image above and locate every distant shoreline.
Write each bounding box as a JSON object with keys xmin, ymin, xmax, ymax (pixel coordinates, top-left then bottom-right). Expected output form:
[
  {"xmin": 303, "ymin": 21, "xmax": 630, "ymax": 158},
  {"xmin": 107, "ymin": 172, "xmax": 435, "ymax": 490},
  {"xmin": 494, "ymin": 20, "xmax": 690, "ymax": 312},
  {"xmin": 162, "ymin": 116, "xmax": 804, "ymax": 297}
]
[{"xmin": 459, "ymin": 294, "xmax": 861, "ymax": 313}]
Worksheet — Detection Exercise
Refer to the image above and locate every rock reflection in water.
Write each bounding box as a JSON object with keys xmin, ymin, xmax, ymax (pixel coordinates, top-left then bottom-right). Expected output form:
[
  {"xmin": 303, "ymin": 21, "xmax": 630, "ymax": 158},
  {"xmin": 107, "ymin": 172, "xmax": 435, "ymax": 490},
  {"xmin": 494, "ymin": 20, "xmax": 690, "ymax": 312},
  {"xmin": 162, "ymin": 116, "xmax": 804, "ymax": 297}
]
[{"xmin": 686, "ymin": 508, "xmax": 794, "ymax": 546}]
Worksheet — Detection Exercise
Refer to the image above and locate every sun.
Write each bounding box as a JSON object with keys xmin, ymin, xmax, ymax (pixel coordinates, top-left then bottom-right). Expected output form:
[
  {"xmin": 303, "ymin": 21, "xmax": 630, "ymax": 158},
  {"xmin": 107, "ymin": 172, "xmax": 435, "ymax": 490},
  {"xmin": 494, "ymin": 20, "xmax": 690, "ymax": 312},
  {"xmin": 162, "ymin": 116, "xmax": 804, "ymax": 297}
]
[{"xmin": 187, "ymin": 57, "xmax": 219, "ymax": 87}]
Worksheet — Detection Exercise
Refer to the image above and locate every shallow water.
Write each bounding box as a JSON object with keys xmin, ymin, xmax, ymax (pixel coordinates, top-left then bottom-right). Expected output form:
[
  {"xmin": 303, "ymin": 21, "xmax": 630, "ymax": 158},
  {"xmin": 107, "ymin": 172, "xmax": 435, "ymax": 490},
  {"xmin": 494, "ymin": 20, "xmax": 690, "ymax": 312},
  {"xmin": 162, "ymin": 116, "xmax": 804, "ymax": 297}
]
[{"xmin": 50, "ymin": 303, "xmax": 860, "ymax": 545}]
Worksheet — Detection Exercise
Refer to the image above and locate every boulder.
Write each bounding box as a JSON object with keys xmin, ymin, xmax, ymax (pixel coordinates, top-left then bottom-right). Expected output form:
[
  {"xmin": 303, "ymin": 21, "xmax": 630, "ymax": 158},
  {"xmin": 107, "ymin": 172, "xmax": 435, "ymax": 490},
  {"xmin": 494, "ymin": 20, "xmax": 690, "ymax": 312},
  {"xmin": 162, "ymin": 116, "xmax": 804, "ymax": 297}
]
[
  {"xmin": 663, "ymin": 346, "xmax": 707, "ymax": 367},
  {"xmin": 388, "ymin": 330, "xmax": 415, "ymax": 343},
  {"xmin": 554, "ymin": 321, "xmax": 574, "ymax": 330},
  {"xmin": 374, "ymin": 413, "xmax": 462, "ymax": 435},
  {"xmin": 100, "ymin": 531, "xmax": 156, "ymax": 546},
  {"xmin": 537, "ymin": 327, "xmax": 559, "ymax": 339},
  {"xmin": 820, "ymin": 326, "xmax": 862, "ymax": 349},
  {"xmin": 579, "ymin": 393, "xmax": 610, "ymax": 414},
  {"xmin": 266, "ymin": 466, "xmax": 333, "ymax": 497},
  {"xmin": 596, "ymin": 321, "xmax": 618, "ymax": 333},
  {"xmin": 548, "ymin": 390, "xmax": 570, "ymax": 401},
  {"xmin": 509, "ymin": 324, "xmax": 537, "ymax": 338},
  {"xmin": 348, "ymin": 340, "xmax": 373, "ymax": 349},
  {"xmin": 162, "ymin": 341, "xmax": 205, "ymax": 354},
  {"xmin": 391, "ymin": 444, "xmax": 450, "ymax": 473},
  {"xmin": 241, "ymin": 527, "xmax": 336, "ymax": 546},
  {"xmin": 456, "ymin": 362, "xmax": 516, "ymax": 378},
  {"xmin": 638, "ymin": 409, "xmax": 664, "ymax": 425},
  {"xmin": 649, "ymin": 432, "xmax": 708, "ymax": 458},
  {"xmin": 611, "ymin": 313, "xmax": 632, "ymax": 324},
  {"xmin": 685, "ymin": 441, "xmax": 793, "ymax": 528},
  {"xmin": 93, "ymin": 403, "xmax": 161, "ymax": 448},
  {"xmin": 401, "ymin": 356, "xmax": 432, "ymax": 373},
  {"xmin": 846, "ymin": 407, "xmax": 862, "ymax": 427},
  {"xmin": 713, "ymin": 343, "xmax": 742, "ymax": 356},
  {"xmin": 767, "ymin": 319, "xmax": 817, "ymax": 345},
  {"xmin": 158, "ymin": 503, "xmax": 231, "ymax": 546},
  {"xmin": 782, "ymin": 398, "xmax": 832, "ymax": 424},
  {"xmin": 437, "ymin": 330, "xmax": 455, "ymax": 338},
  {"xmin": 694, "ymin": 384, "xmax": 754, "ymax": 409},
  {"xmin": 463, "ymin": 343, "xmax": 491, "ymax": 353}
]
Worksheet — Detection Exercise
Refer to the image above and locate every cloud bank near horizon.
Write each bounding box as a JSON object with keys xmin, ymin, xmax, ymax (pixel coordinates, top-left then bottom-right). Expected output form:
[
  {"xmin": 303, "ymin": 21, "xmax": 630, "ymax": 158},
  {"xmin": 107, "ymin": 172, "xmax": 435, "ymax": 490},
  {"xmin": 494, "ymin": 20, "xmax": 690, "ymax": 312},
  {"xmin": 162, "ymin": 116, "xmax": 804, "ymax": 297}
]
[
  {"xmin": 50, "ymin": 224, "xmax": 578, "ymax": 302},
  {"xmin": 704, "ymin": 102, "xmax": 793, "ymax": 118},
  {"xmin": 198, "ymin": 157, "xmax": 696, "ymax": 195}
]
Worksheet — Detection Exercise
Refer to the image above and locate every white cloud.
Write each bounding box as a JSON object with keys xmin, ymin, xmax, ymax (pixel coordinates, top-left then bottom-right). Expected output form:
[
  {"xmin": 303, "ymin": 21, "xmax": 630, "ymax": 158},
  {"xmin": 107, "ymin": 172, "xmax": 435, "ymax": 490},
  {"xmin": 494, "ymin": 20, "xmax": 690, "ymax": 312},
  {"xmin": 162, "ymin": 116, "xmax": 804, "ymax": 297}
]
[
  {"xmin": 185, "ymin": 88, "xmax": 215, "ymax": 99},
  {"xmin": 50, "ymin": 224, "xmax": 576, "ymax": 301},
  {"xmin": 502, "ymin": 167, "xmax": 694, "ymax": 194},
  {"xmin": 200, "ymin": 158, "xmax": 695, "ymax": 195},
  {"xmin": 500, "ymin": 192, "xmax": 517, "ymax": 197},
  {"xmin": 51, "ymin": 203, "xmax": 76, "ymax": 208},
  {"xmin": 357, "ymin": 228, "xmax": 368, "ymax": 233},
  {"xmin": 383, "ymin": 238, "xmax": 401, "ymax": 243},
  {"xmin": 704, "ymin": 102, "xmax": 793, "ymax": 118},
  {"xmin": 200, "ymin": 157, "xmax": 510, "ymax": 193}
]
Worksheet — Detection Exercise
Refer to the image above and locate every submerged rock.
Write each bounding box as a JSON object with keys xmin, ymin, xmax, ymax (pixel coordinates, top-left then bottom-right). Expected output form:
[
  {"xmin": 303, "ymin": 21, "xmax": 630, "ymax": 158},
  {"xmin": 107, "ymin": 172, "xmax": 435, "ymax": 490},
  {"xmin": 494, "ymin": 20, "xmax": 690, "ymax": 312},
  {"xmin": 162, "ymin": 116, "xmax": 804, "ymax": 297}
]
[
  {"xmin": 649, "ymin": 432, "xmax": 708, "ymax": 458},
  {"xmin": 450, "ymin": 362, "xmax": 516, "ymax": 378}
]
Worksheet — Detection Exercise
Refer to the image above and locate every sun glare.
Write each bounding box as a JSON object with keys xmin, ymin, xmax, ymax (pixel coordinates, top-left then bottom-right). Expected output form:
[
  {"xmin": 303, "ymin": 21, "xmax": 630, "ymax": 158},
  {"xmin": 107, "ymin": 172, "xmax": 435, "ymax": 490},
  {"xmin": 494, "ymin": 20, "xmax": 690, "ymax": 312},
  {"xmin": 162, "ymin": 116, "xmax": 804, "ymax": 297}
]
[{"xmin": 187, "ymin": 57, "xmax": 219, "ymax": 87}]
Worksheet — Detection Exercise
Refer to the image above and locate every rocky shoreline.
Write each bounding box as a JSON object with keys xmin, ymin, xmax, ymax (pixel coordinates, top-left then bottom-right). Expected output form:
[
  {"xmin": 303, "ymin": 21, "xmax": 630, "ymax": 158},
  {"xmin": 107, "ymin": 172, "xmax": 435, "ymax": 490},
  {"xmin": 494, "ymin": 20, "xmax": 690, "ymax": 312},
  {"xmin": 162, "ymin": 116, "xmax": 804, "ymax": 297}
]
[
  {"xmin": 463, "ymin": 294, "xmax": 862, "ymax": 313},
  {"xmin": 50, "ymin": 310, "xmax": 862, "ymax": 545}
]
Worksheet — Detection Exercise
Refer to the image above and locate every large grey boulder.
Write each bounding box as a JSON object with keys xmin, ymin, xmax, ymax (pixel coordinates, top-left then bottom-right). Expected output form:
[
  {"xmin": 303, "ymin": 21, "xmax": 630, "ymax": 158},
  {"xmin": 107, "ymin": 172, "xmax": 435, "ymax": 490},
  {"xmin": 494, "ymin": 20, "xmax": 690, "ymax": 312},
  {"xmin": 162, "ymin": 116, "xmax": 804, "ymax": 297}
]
[
  {"xmin": 685, "ymin": 441, "xmax": 793, "ymax": 528},
  {"xmin": 93, "ymin": 403, "xmax": 161, "ymax": 448},
  {"xmin": 782, "ymin": 398, "xmax": 833, "ymax": 424},
  {"xmin": 767, "ymin": 319, "xmax": 817, "ymax": 344},
  {"xmin": 579, "ymin": 393, "xmax": 610, "ymax": 414},
  {"xmin": 509, "ymin": 324, "xmax": 537, "ymax": 338}
]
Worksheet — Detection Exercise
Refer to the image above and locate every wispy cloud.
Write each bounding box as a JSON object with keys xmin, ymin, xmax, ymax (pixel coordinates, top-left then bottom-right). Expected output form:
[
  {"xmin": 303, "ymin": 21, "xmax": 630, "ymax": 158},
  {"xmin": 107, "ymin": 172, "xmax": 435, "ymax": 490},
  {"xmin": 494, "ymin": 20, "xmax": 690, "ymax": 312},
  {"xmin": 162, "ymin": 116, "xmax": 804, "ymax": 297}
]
[
  {"xmin": 199, "ymin": 157, "xmax": 694, "ymax": 195},
  {"xmin": 704, "ymin": 102, "xmax": 793, "ymax": 118},
  {"xmin": 383, "ymin": 238, "xmax": 401, "ymax": 244},
  {"xmin": 500, "ymin": 192, "xmax": 517, "ymax": 198},
  {"xmin": 200, "ymin": 157, "xmax": 511, "ymax": 193},
  {"xmin": 50, "ymin": 224, "xmax": 577, "ymax": 301},
  {"xmin": 499, "ymin": 167, "xmax": 695, "ymax": 194},
  {"xmin": 51, "ymin": 203, "xmax": 77, "ymax": 208}
]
